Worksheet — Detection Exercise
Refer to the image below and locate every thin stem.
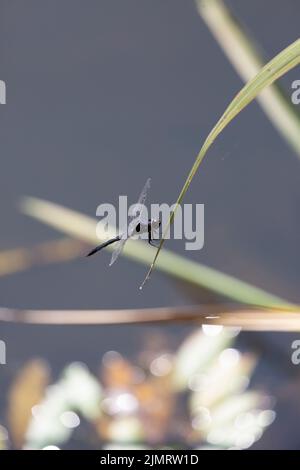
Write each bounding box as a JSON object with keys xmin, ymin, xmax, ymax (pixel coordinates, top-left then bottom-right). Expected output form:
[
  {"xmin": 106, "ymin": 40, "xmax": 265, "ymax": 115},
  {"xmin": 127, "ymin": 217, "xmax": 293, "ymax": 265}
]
[{"xmin": 1, "ymin": 305, "xmax": 300, "ymax": 331}]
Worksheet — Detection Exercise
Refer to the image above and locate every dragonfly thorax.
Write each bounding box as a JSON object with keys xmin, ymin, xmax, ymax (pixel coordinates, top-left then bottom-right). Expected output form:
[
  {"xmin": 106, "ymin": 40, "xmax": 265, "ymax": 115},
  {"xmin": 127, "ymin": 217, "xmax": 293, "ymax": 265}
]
[
  {"xmin": 132, "ymin": 219, "xmax": 160, "ymax": 237},
  {"xmin": 150, "ymin": 218, "xmax": 161, "ymax": 231}
]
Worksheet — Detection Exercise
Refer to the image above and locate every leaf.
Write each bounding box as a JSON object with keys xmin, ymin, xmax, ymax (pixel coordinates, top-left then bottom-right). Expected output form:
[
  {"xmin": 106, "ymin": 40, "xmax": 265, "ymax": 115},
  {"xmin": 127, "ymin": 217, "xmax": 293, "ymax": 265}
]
[{"xmin": 142, "ymin": 38, "xmax": 300, "ymax": 286}]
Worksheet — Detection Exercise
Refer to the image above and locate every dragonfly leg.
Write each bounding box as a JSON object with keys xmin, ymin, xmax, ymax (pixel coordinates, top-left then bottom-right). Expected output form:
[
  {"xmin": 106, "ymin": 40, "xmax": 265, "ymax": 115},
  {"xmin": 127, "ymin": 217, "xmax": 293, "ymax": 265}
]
[{"xmin": 148, "ymin": 229, "xmax": 160, "ymax": 247}]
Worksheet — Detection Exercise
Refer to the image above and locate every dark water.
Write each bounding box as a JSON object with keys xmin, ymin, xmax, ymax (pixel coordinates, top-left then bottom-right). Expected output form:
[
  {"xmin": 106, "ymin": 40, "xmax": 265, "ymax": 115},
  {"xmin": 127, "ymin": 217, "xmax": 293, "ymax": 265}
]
[{"xmin": 0, "ymin": 0, "xmax": 300, "ymax": 449}]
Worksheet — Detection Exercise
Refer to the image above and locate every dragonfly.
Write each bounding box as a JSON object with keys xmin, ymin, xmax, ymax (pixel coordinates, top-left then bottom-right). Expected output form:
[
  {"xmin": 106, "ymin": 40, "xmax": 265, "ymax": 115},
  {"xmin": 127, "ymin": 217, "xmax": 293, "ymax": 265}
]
[{"xmin": 86, "ymin": 178, "xmax": 161, "ymax": 265}]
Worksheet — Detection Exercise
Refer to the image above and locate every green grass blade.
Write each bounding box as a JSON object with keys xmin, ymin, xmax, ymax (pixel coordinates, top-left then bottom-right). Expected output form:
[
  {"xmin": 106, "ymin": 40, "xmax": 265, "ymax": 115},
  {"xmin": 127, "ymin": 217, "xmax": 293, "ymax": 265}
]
[
  {"xmin": 20, "ymin": 196, "xmax": 294, "ymax": 308},
  {"xmin": 142, "ymin": 38, "xmax": 300, "ymax": 286},
  {"xmin": 196, "ymin": 0, "xmax": 300, "ymax": 157}
]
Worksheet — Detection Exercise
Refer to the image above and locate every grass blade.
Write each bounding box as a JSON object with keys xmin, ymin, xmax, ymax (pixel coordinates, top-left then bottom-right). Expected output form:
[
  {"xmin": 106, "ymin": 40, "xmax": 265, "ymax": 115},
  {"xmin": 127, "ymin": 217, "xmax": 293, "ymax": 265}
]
[
  {"xmin": 20, "ymin": 196, "xmax": 294, "ymax": 308},
  {"xmin": 142, "ymin": 38, "xmax": 300, "ymax": 286},
  {"xmin": 0, "ymin": 239, "xmax": 86, "ymax": 277},
  {"xmin": 196, "ymin": 0, "xmax": 300, "ymax": 157}
]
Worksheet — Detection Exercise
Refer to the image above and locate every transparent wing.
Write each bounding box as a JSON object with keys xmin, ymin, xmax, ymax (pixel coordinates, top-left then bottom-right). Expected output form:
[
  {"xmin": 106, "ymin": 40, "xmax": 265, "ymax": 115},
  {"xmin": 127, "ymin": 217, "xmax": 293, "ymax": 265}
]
[
  {"xmin": 135, "ymin": 177, "xmax": 151, "ymax": 211},
  {"xmin": 128, "ymin": 177, "xmax": 151, "ymax": 237},
  {"xmin": 109, "ymin": 178, "xmax": 151, "ymax": 266},
  {"xmin": 109, "ymin": 232, "xmax": 127, "ymax": 266}
]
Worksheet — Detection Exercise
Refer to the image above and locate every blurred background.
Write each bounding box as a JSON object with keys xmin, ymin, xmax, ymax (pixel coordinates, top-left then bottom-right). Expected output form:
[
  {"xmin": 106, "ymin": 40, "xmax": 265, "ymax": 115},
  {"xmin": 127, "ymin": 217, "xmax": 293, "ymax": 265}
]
[{"xmin": 0, "ymin": 0, "xmax": 300, "ymax": 449}]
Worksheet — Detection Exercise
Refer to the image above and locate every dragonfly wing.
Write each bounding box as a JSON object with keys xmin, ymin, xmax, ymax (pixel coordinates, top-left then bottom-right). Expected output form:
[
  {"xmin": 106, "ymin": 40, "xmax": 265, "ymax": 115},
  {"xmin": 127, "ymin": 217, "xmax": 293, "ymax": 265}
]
[
  {"xmin": 109, "ymin": 233, "xmax": 127, "ymax": 266},
  {"xmin": 136, "ymin": 177, "xmax": 151, "ymax": 208},
  {"xmin": 128, "ymin": 178, "xmax": 151, "ymax": 236},
  {"xmin": 110, "ymin": 178, "xmax": 151, "ymax": 265}
]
